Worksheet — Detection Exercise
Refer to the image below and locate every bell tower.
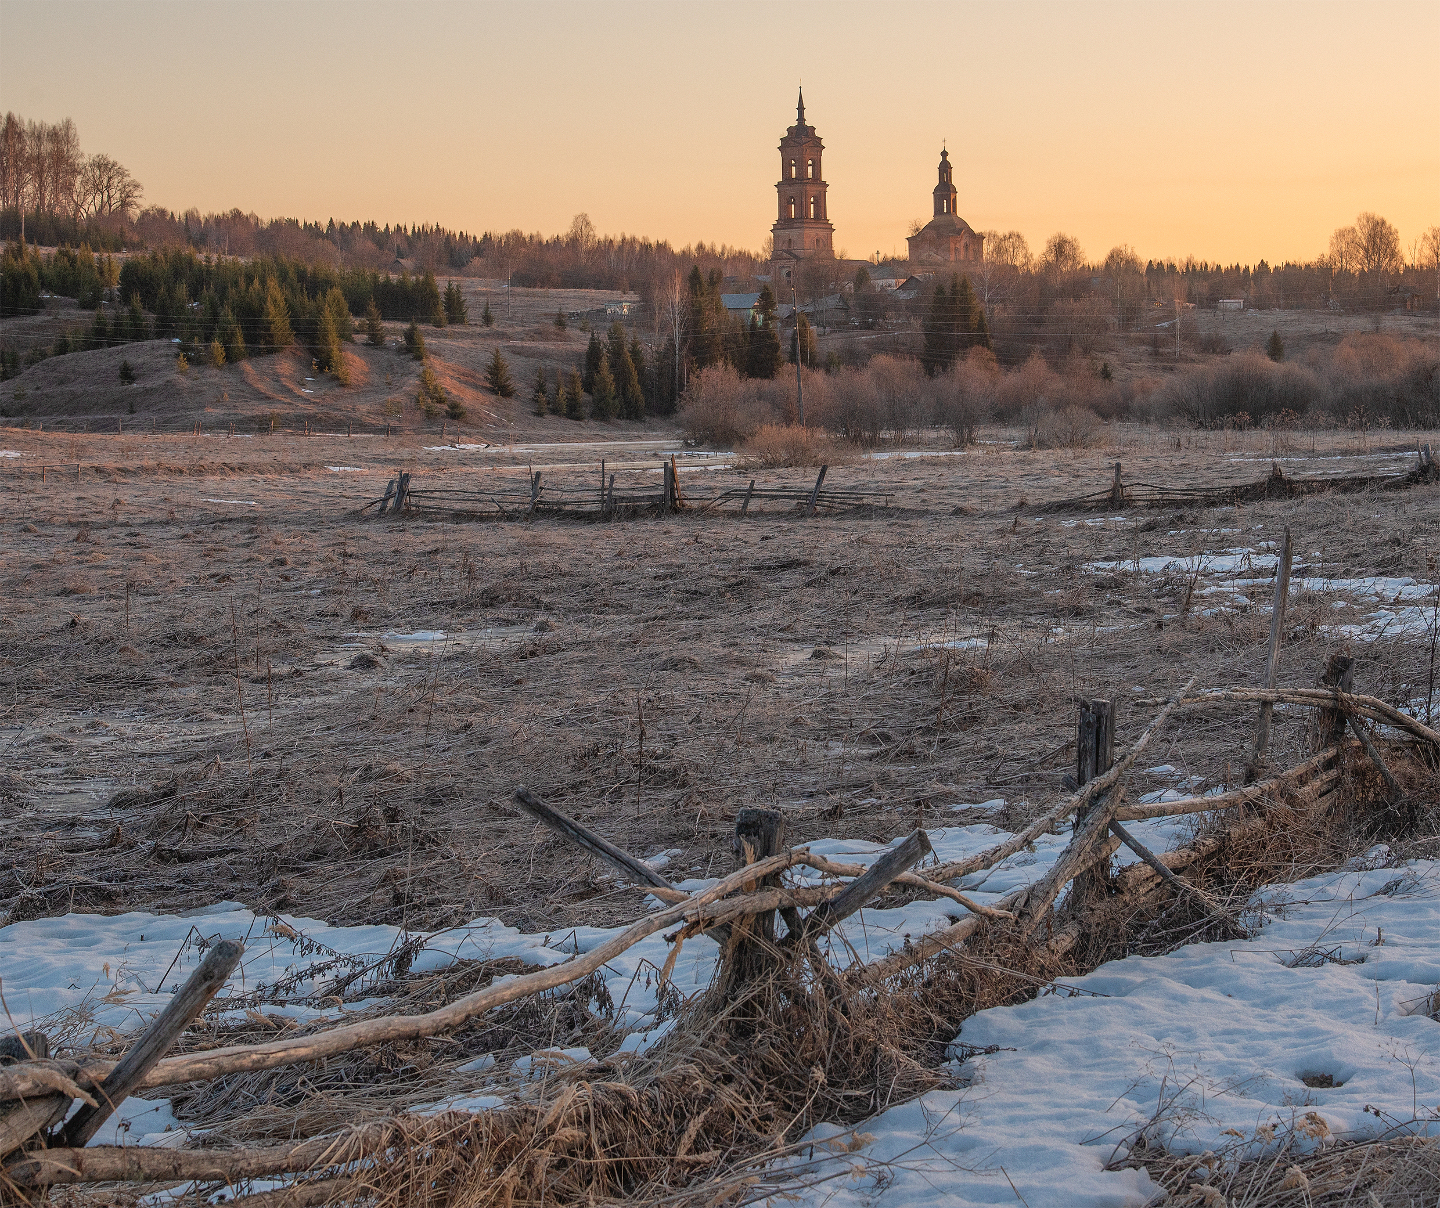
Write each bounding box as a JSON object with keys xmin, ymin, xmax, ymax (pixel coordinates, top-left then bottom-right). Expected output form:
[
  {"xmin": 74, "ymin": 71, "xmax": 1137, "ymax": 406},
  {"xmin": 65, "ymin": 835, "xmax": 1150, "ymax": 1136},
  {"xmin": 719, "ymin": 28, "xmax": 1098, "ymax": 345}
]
[
  {"xmin": 770, "ymin": 88, "xmax": 834, "ymax": 279},
  {"xmin": 933, "ymin": 147, "xmax": 958, "ymax": 218}
]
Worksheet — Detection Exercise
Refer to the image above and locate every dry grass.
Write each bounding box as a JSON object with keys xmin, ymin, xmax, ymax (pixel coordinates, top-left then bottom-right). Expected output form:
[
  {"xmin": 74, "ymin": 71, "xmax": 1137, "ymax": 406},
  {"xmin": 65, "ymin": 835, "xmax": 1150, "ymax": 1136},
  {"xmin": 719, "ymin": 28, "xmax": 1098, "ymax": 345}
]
[{"xmin": 738, "ymin": 423, "xmax": 850, "ymax": 468}]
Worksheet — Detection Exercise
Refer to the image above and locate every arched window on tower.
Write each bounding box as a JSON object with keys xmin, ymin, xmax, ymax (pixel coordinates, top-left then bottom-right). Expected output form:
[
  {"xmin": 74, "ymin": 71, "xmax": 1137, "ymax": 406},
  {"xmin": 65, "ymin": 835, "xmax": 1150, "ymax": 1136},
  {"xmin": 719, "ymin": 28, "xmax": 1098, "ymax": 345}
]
[
  {"xmin": 942, "ymin": 198, "xmax": 949, "ymax": 214},
  {"xmin": 789, "ymin": 159, "xmax": 796, "ymax": 180},
  {"xmin": 807, "ymin": 159, "xmax": 815, "ymax": 179},
  {"xmin": 788, "ymin": 197, "xmax": 796, "ymax": 219},
  {"xmin": 809, "ymin": 197, "xmax": 817, "ymax": 220}
]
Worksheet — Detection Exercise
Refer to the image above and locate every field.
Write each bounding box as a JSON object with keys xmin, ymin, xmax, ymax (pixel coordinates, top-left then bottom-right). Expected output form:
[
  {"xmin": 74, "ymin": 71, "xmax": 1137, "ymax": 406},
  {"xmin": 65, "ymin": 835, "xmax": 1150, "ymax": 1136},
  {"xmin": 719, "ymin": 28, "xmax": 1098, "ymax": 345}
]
[{"xmin": 3, "ymin": 411, "xmax": 1439, "ymax": 1204}]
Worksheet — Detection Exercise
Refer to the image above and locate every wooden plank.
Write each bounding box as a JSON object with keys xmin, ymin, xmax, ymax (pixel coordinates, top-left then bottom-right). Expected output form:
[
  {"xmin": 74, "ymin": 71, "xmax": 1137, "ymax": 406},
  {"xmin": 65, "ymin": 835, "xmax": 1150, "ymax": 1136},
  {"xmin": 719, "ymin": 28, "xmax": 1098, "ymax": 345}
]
[
  {"xmin": 60, "ymin": 939, "xmax": 243, "ymax": 1147},
  {"xmin": 805, "ymin": 465, "xmax": 829, "ymax": 517},
  {"xmin": 512, "ymin": 788, "xmax": 681, "ymax": 899},
  {"xmin": 1245, "ymin": 525, "xmax": 1293, "ymax": 782},
  {"xmin": 801, "ymin": 828, "xmax": 932, "ymax": 939},
  {"xmin": 1109, "ymin": 819, "xmax": 1218, "ymax": 909}
]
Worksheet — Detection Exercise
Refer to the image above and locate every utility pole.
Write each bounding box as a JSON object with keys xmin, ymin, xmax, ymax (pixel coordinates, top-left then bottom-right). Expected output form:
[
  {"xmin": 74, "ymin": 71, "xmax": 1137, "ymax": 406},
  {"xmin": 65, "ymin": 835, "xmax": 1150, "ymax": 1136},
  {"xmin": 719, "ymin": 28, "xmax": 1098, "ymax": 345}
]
[
  {"xmin": 1173, "ymin": 296, "xmax": 1181, "ymax": 361},
  {"xmin": 790, "ymin": 272, "xmax": 804, "ymax": 426}
]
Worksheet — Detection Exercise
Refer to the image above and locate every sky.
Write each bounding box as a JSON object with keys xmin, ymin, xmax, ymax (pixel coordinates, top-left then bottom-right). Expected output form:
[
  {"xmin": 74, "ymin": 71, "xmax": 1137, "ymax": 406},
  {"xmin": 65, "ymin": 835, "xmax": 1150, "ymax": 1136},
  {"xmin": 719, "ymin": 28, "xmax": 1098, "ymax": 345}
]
[{"xmin": 2, "ymin": 0, "xmax": 1436, "ymax": 266}]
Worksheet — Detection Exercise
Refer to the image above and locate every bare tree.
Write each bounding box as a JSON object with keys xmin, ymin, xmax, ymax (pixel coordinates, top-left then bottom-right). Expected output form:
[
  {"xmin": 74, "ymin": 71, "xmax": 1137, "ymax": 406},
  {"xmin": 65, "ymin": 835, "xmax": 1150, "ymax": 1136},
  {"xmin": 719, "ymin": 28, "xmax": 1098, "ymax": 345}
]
[
  {"xmin": 80, "ymin": 154, "xmax": 142, "ymax": 218},
  {"xmin": 1041, "ymin": 232, "xmax": 1084, "ymax": 283},
  {"xmin": 1352, "ymin": 212, "xmax": 1402, "ymax": 277},
  {"xmin": 0, "ymin": 113, "xmax": 24, "ymax": 212},
  {"xmin": 1420, "ymin": 225, "xmax": 1440, "ymax": 303},
  {"xmin": 985, "ymin": 229, "xmax": 1032, "ymax": 270},
  {"xmin": 658, "ymin": 269, "xmax": 687, "ymax": 398}
]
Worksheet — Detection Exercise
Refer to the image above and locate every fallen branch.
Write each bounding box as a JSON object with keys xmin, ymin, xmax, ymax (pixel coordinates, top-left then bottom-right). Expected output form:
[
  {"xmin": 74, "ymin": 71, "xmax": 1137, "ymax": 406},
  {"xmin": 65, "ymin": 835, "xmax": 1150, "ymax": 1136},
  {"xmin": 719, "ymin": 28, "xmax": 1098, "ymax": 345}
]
[
  {"xmin": 1111, "ymin": 746, "xmax": 1340, "ymax": 822},
  {"xmin": 799, "ymin": 829, "xmax": 932, "ymax": 940},
  {"xmin": 0, "ymin": 854, "xmax": 817, "ymax": 1100},
  {"xmin": 1109, "ymin": 819, "xmax": 1220, "ymax": 911}
]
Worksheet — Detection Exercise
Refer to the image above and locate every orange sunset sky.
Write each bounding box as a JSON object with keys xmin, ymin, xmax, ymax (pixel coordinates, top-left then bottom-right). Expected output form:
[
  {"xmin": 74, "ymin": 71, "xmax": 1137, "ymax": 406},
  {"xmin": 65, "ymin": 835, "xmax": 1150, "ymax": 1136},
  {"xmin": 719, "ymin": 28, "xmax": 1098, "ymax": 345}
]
[{"xmin": 2, "ymin": 0, "xmax": 1436, "ymax": 267}]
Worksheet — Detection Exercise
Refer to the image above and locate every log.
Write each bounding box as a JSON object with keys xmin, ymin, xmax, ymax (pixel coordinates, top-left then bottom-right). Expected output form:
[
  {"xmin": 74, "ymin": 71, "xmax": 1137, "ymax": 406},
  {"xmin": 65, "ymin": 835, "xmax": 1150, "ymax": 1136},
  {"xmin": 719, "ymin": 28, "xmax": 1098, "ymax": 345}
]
[
  {"xmin": 512, "ymin": 788, "xmax": 681, "ymax": 900},
  {"xmin": 852, "ymin": 887, "xmax": 1030, "ymax": 986},
  {"xmin": 792, "ymin": 853, "xmax": 1013, "ymax": 920},
  {"xmin": 7, "ymin": 1118, "xmax": 396, "ymax": 1188},
  {"xmin": 1111, "ymin": 746, "xmax": 1340, "ymax": 821},
  {"xmin": 0, "ymin": 853, "xmax": 821, "ymax": 1100},
  {"xmin": 800, "ymin": 828, "xmax": 932, "ymax": 940},
  {"xmin": 61, "ymin": 939, "xmax": 244, "ymax": 1147},
  {"xmin": 1245, "ymin": 526, "xmax": 1293, "ymax": 783},
  {"xmin": 1130, "ymin": 687, "xmax": 1440, "ymax": 749},
  {"xmin": 1109, "ymin": 819, "xmax": 1219, "ymax": 910}
]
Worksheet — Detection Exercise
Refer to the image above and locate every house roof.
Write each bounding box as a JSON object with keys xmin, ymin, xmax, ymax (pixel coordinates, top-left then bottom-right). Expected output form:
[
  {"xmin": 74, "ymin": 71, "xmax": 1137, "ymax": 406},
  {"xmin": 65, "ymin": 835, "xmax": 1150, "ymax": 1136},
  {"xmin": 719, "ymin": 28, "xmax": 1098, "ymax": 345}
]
[{"xmin": 721, "ymin": 293, "xmax": 762, "ymax": 310}]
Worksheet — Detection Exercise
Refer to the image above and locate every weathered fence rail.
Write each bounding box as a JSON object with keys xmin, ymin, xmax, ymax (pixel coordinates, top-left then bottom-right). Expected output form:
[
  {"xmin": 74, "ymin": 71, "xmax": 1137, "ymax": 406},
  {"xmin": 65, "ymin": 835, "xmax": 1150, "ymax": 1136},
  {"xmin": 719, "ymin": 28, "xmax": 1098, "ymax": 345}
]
[
  {"xmin": 362, "ymin": 462, "xmax": 893, "ymax": 520},
  {"xmin": 1041, "ymin": 445, "xmax": 1436, "ymax": 512}
]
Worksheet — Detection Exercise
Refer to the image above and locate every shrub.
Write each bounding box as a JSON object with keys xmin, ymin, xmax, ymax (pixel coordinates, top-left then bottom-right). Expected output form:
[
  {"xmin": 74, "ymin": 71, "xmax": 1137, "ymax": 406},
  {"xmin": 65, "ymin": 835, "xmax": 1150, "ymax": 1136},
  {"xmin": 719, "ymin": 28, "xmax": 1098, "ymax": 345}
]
[
  {"xmin": 118, "ymin": 359, "xmax": 135, "ymax": 384},
  {"xmin": 1030, "ymin": 404, "xmax": 1104, "ymax": 449},
  {"xmin": 740, "ymin": 424, "xmax": 845, "ymax": 468}
]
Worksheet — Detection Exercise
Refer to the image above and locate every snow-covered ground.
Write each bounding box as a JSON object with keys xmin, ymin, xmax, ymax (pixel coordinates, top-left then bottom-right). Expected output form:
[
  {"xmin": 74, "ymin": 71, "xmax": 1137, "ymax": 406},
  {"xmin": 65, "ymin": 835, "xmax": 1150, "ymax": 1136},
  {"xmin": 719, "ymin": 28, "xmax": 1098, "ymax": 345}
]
[
  {"xmin": 3, "ymin": 826, "xmax": 1437, "ymax": 1205},
  {"xmin": 786, "ymin": 859, "xmax": 1440, "ymax": 1208}
]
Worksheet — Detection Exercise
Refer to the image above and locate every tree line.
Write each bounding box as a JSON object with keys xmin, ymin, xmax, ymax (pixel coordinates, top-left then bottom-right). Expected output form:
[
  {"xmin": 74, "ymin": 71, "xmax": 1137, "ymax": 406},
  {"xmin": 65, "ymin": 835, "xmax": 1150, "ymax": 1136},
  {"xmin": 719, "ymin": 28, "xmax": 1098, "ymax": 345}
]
[{"xmin": 0, "ymin": 114, "xmax": 141, "ymax": 247}]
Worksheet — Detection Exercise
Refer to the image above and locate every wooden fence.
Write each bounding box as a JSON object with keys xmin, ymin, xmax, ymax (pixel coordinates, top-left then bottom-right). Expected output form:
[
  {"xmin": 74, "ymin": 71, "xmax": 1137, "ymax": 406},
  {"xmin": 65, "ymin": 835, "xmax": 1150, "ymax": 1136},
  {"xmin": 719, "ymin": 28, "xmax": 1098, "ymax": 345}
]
[{"xmin": 362, "ymin": 460, "xmax": 893, "ymax": 521}]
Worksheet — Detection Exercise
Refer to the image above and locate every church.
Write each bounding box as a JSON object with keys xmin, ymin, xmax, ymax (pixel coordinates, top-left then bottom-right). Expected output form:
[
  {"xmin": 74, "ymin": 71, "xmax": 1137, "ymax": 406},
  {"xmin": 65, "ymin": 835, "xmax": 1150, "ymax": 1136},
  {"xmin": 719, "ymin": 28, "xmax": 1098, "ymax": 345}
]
[
  {"xmin": 906, "ymin": 147, "xmax": 984, "ymax": 265},
  {"xmin": 765, "ymin": 92, "xmax": 984, "ymax": 287},
  {"xmin": 768, "ymin": 89, "xmax": 835, "ymax": 286}
]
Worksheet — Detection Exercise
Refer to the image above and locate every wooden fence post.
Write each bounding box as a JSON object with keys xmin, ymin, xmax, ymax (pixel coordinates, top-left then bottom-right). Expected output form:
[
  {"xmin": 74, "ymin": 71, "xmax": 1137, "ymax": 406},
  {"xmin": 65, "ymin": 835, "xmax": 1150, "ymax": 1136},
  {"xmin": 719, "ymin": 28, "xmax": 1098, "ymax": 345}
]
[
  {"xmin": 671, "ymin": 454, "xmax": 684, "ymax": 509},
  {"xmin": 527, "ymin": 471, "xmax": 542, "ymax": 518},
  {"xmin": 1309, "ymin": 652, "xmax": 1354, "ymax": 753},
  {"xmin": 662, "ymin": 461, "xmax": 674, "ymax": 512},
  {"xmin": 1073, "ymin": 697, "xmax": 1116, "ymax": 901},
  {"xmin": 741, "ymin": 478, "xmax": 756, "ymax": 517},
  {"xmin": 1110, "ymin": 463, "xmax": 1124, "ymax": 507},
  {"xmin": 725, "ymin": 809, "xmax": 788, "ymax": 982},
  {"xmin": 391, "ymin": 472, "xmax": 410, "ymax": 515},
  {"xmin": 805, "ymin": 464, "xmax": 829, "ymax": 516},
  {"xmin": 1245, "ymin": 525, "xmax": 1294, "ymax": 783}
]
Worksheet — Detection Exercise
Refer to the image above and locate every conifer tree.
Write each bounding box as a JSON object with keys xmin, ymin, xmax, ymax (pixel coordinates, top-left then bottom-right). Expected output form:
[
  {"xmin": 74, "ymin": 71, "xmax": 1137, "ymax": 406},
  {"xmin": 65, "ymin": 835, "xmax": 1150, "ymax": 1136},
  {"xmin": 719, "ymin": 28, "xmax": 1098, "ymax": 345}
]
[
  {"xmin": 746, "ymin": 314, "xmax": 782, "ymax": 379},
  {"xmin": 553, "ymin": 309, "xmax": 567, "ymax": 331},
  {"xmin": 629, "ymin": 336, "xmax": 650, "ymax": 413},
  {"xmin": 443, "ymin": 280, "xmax": 468, "ymax": 325},
  {"xmin": 1266, "ymin": 329, "xmax": 1284, "ymax": 362},
  {"xmin": 324, "ymin": 287, "xmax": 353, "ymax": 341},
  {"xmin": 549, "ymin": 370, "xmax": 563, "ymax": 414},
  {"xmin": 565, "ymin": 370, "xmax": 585, "ymax": 420},
  {"xmin": 119, "ymin": 359, "xmax": 135, "ymax": 384},
  {"xmin": 265, "ymin": 283, "xmax": 294, "ymax": 351},
  {"xmin": 590, "ymin": 350, "xmax": 616, "ymax": 419},
  {"xmin": 404, "ymin": 319, "xmax": 426, "ymax": 360},
  {"xmin": 417, "ymin": 365, "xmax": 445, "ymax": 417},
  {"xmin": 208, "ymin": 339, "xmax": 226, "ymax": 368},
  {"xmin": 485, "ymin": 347, "xmax": 515, "ymax": 397},
  {"xmin": 482, "ymin": 298, "xmax": 494, "ymax": 327},
  {"xmin": 532, "ymin": 365, "xmax": 549, "ymax": 416},
  {"xmin": 218, "ymin": 307, "xmax": 245, "ymax": 363},
  {"xmin": 365, "ymin": 298, "xmax": 385, "ymax": 347},
  {"xmin": 614, "ymin": 341, "xmax": 643, "ymax": 419},
  {"xmin": 583, "ymin": 331, "xmax": 603, "ymax": 393}
]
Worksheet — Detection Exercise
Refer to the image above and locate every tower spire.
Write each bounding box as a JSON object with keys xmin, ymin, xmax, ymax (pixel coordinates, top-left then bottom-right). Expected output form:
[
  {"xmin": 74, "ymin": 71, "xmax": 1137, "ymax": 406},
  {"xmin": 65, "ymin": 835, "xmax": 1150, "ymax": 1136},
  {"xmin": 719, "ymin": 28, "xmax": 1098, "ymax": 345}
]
[{"xmin": 796, "ymin": 86, "xmax": 805, "ymax": 125}]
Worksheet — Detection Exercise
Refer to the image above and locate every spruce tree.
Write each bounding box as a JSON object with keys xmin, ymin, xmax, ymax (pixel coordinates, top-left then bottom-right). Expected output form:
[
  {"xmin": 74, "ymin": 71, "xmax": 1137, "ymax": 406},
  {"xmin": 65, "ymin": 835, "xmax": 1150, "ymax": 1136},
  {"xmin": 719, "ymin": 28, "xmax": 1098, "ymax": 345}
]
[
  {"xmin": 747, "ymin": 314, "xmax": 782, "ymax": 379},
  {"xmin": 549, "ymin": 371, "xmax": 562, "ymax": 414},
  {"xmin": 265, "ymin": 283, "xmax": 294, "ymax": 351},
  {"xmin": 208, "ymin": 339, "xmax": 226, "ymax": 368},
  {"xmin": 118, "ymin": 359, "xmax": 135, "ymax": 384},
  {"xmin": 481, "ymin": 298, "xmax": 494, "ymax": 327},
  {"xmin": 365, "ymin": 298, "xmax": 385, "ymax": 346},
  {"xmin": 583, "ymin": 331, "xmax": 603, "ymax": 393},
  {"xmin": 615, "ymin": 341, "xmax": 643, "ymax": 419},
  {"xmin": 532, "ymin": 365, "xmax": 549, "ymax": 416},
  {"xmin": 324, "ymin": 287, "xmax": 353, "ymax": 341},
  {"xmin": 629, "ymin": 336, "xmax": 650, "ymax": 413},
  {"xmin": 1266, "ymin": 329, "xmax": 1284, "ymax": 362},
  {"xmin": 417, "ymin": 365, "xmax": 445, "ymax": 417},
  {"xmin": 404, "ymin": 319, "xmax": 426, "ymax": 360},
  {"xmin": 485, "ymin": 347, "xmax": 516, "ymax": 397},
  {"xmin": 565, "ymin": 370, "xmax": 585, "ymax": 420},
  {"xmin": 590, "ymin": 350, "xmax": 616, "ymax": 419},
  {"xmin": 443, "ymin": 280, "xmax": 468, "ymax": 325},
  {"xmin": 553, "ymin": 309, "xmax": 567, "ymax": 331}
]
